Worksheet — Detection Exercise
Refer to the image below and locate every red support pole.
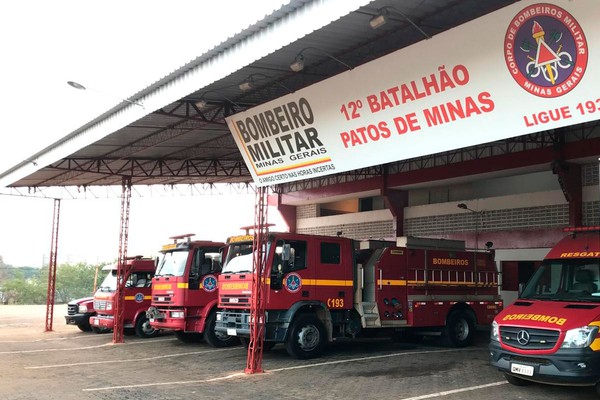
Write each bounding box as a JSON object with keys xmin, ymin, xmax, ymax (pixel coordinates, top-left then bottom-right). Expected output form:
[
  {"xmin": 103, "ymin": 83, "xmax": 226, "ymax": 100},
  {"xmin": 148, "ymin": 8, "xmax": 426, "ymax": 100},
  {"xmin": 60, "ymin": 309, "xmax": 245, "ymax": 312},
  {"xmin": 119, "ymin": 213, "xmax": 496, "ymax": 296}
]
[
  {"xmin": 245, "ymin": 186, "xmax": 268, "ymax": 374},
  {"xmin": 45, "ymin": 199, "xmax": 61, "ymax": 332},
  {"xmin": 113, "ymin": 177, "xmax": 132, "ymax": 344}
]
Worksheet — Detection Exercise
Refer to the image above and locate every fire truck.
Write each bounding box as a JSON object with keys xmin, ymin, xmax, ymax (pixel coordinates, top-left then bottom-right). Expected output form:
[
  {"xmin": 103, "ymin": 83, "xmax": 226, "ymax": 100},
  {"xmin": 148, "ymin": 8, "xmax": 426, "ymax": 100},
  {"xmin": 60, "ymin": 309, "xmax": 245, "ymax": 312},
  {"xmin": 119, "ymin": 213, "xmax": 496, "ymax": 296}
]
[
  {"xmin": 215, "ymin": 232, "xmax": 502, "ymax": 359},
  {"xmin": 490, "ymin": 227, "xmax": 600, "ymax": 393},
  {"xmin": 146, "ymin": 234, "xmax": 237, "ymax": 347},
  {"xmin": 90, "ymin": 257, "xmax": 158, "ymax": 338}
]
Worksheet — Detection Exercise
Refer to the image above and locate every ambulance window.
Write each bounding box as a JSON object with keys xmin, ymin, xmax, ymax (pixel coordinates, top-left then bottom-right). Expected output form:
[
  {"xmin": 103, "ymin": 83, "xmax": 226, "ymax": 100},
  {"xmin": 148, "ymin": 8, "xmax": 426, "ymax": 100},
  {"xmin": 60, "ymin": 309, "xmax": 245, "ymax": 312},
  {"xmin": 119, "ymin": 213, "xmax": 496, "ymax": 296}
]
[{"xmin": 321, "ymin": 242, "xmax": 340, "ymax": 264}]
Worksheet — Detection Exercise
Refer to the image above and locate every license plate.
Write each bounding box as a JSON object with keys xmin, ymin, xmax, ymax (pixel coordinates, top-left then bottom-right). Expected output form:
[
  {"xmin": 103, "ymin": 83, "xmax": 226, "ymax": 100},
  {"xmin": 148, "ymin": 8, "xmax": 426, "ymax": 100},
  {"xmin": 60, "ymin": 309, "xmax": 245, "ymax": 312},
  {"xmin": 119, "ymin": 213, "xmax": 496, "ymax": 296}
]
[
  {"xmin": 511, "ymin": 363, "xmax": 534, "ymax": 376},
  {"xmin": 157, "ymin": 297, "xmax": 165, "ymax": 302},
  {"xmin": 229, "ymin": 298, "xmax": 239, "ymax": 303},
  {"xmin": 227, "ymin": 328, "xmax": 237, "ymax": 336},
  {"xmin": 94, "ymin": 319, "xmax": 100, "ymax": 326}
]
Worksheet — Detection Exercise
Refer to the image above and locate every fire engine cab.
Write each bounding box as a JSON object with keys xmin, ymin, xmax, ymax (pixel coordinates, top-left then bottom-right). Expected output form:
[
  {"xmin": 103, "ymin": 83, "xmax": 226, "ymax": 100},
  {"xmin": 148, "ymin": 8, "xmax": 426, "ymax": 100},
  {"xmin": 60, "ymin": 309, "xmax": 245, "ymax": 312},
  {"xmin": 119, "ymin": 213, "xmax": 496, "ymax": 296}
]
[
  {"xmin": 216, "ymin": 232, "xmax": 502, "ymax": 359},
  {"xmin": 90, "ymin": 257, "xmax": 158, "ymax": 338},
  {"xmin": 490, "ymin": 227, "xmax": 600, "ymax": 393},
  {"xmin": 146, "ymin": 234, "xmax": 237, "ymax": 347}
]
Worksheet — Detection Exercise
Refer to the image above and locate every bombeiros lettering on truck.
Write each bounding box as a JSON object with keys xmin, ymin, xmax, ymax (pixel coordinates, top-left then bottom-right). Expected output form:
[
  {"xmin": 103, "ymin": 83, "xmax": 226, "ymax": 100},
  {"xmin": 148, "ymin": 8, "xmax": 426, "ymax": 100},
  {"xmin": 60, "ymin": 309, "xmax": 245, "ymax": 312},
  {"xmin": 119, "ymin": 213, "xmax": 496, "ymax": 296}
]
[
  {"xmin": 490, "ymin": 226, "xmax": 600, "ymax": 394},
  {"xmin": 215, "ymin": 231, "xmax": 502, "ymax": 359}
]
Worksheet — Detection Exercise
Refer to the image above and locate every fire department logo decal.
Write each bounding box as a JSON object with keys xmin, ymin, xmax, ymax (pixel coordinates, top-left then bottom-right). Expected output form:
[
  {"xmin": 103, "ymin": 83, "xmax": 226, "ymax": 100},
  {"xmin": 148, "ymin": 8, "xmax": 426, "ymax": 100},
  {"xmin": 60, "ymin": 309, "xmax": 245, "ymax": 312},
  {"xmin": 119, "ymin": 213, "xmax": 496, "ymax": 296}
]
[
  {"xmin": 285, "ymin": 273, "xmax": 302, "ymax": 293},
  {"xmin": 134, "ymin": 293, "xmax": 144, "ymax": 303},
  {"xmin": 504, "ymin": 3, "xmax": 587, "ymax": 98},
  {"xmin": 202, "ymin": 275, "xmax": 218, "ymax": 292}
]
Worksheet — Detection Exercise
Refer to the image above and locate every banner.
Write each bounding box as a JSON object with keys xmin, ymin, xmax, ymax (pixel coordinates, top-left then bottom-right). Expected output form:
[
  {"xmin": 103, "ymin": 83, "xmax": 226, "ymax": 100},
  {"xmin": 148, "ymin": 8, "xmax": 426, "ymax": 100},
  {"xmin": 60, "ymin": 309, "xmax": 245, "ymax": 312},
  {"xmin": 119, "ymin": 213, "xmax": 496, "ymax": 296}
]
[{"xmin": 226, "ymin": 1, "xmax": 598, "ymax": 186}]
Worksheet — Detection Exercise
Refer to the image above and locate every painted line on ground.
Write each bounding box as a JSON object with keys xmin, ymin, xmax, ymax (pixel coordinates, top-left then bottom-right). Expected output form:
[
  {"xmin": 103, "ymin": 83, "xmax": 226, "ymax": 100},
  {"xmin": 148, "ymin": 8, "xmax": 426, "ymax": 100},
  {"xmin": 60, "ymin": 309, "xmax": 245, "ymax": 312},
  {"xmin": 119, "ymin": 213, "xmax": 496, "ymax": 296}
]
[
  {"xmin": 0, "ymin": 333, "xmax": 114, "ymax": 343},
  {"xmin": 0, "ymin": 337, "xmax": 175, "ymax": 354},
  {"xmin": 398, "ymin": 381, "xmax": 508, "ymax": 400},
  {"xmin": 26, "ymin": 347, "xmax": 240, "ymax": 369},
  {"xmin": 84, "ymin": 347, "xmax": 474, "ymax": 392}
]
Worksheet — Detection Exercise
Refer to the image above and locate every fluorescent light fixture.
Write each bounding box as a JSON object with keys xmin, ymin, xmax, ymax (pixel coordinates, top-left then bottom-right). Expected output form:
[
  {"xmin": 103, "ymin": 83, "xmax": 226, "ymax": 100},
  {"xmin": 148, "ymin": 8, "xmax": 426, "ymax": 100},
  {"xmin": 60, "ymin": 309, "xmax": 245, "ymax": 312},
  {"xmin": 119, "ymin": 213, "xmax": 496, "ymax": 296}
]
[{"xmin": 369, "ymin": 13, "xmax": 388, "ymax": 29}]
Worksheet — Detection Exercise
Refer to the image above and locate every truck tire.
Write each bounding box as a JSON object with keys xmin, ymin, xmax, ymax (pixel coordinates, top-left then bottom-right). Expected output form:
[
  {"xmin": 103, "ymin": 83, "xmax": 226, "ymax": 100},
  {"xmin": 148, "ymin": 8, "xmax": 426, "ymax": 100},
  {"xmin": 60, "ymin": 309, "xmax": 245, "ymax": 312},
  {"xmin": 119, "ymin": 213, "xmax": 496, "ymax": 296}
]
[
  {"xmin": 77, "ymin": 321, "xmax": 92, "ymax": 332},
  {"xmin": 135, "ymin": 314, "xmax": 160, "ymax": 338},
  {"xmin": 204, "ymin": 311, "xmax": 238, "ymax": 348},
  {"xmin": 504, "ymin": 373, "xmax": 531, "ymax": 386},
  {"xmin": 175, "ymin": 331, "xmax": 204, "ymax": 343},
  {"xmin": 286, "ymin": 314, "xmax": 326, "ymax": 359},
  {"xmin": 443, "ymin": 310, "xmax": 474, "ymax": 347}
]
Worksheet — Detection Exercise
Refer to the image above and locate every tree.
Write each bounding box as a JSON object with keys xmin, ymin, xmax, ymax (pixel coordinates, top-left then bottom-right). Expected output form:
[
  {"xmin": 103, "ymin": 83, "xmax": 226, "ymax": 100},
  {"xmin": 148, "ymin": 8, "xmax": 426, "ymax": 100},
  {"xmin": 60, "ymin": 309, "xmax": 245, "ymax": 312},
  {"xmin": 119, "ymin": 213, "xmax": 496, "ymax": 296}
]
[{"xmin": 54, "ymin": 262, "xmax": 102, "ymax": 303}]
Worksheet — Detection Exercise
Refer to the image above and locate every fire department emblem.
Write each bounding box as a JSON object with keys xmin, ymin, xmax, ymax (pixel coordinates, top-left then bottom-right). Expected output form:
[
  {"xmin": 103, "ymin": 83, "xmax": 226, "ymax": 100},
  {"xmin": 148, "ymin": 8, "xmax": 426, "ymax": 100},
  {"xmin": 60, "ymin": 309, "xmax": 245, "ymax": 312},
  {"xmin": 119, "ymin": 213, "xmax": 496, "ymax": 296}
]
[
  {"xmin": 504, "ymin": 3, "xmax": 588, "ymax": 98},
  {"xmin": 285, "ymin": 273, "xmax": 302, "ymax": 293},
  {"xmin": 202, "ymin": 275, "xmax": 218, "ymax": 292},
  {"xmin": 134, "ymin": 293, "xmax": 144, "ymax": 303}
]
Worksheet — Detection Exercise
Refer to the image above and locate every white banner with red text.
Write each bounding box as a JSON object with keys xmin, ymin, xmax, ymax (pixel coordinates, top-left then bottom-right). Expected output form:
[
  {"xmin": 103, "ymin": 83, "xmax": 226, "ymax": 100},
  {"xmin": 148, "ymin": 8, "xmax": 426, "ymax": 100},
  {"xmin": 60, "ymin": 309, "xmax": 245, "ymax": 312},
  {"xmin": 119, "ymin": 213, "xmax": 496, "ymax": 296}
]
[{"xmin": 226, "ymin": 0, "xmax": 598, "ymax": 186}]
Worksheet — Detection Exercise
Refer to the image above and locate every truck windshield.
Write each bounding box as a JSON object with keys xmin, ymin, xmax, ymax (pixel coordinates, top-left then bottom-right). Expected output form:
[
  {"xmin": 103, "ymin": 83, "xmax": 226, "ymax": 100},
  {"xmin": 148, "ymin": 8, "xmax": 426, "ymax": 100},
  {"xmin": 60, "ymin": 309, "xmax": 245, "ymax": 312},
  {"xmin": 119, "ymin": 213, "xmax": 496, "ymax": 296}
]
[
  {"xmin": 156, "ymin": 250, "xmax": 188, "ymax": 277},
  {"xmin": 96, "ymin": 270, "xmax": 118, "ymax": 292},
  {"xmin": 520, "ymin": 259, "xmax": 600, "ymax": 302},
  {"xmin": 222, "ymin": 242, "xmax": 270, "ymax": 274},
  {"xmin": 223, "ymin": 242, "xmax": 254, "ymax": 273}
]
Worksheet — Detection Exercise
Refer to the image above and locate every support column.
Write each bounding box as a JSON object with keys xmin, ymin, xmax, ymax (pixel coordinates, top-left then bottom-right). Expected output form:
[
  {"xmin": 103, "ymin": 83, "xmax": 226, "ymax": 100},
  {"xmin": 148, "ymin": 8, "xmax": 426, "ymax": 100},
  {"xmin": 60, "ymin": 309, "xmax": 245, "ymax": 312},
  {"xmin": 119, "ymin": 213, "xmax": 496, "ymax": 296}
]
[
  {"xmin": 45, "ymin": 198, "xmax": 61, "ymax": 332},
  {"xmin": 268, "ymin": 193, "xmax": 296, "ymax": 233},
  {"xmin": 245, "ymin": 186, "xmax": 268, "ymax": 374},
  {"xmin": 383, "ymin": 189, "xmax": 408, "ymax": 237},
  {"xmin": 113, "ymin": 177, "xmax": 132, "ymax": 344},
  {"xmin": 552, "ymin": 160, "xmax": 582, "ymax": 227}
]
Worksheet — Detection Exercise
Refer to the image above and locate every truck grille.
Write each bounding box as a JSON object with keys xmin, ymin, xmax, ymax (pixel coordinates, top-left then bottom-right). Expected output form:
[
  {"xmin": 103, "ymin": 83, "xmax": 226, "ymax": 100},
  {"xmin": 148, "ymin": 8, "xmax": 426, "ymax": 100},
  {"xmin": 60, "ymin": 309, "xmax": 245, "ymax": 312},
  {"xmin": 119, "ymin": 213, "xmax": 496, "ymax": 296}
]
[
  {"xmin": 152, "ymin": 295, "xmax": 172, "ymax": 303},
  {"xmin": 67, "ymin": 304, "xmax": 78, "ymax": 315},
  {"xmin": 500, "ymin": 326, "xmax": 560, "ymax": 350},
  {"xmin": 94, "ymin": 300, "xmax": 107, "ymax": 311},
  {"xmin": 219, "ymin": 294, "xmax": 250, "ymax": 305}
]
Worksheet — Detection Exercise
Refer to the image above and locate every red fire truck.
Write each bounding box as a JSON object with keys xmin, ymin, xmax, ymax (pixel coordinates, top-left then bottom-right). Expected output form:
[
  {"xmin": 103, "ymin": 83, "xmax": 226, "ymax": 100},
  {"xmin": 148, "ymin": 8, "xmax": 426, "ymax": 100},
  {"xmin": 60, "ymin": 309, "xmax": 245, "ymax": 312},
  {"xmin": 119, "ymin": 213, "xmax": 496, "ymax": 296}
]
[
  {"xmin": 215, "ymin": 232, "xmax": 502, "ymax": 359},
  {"xmin": 490, "ymin": 227, "xmax": 600, "ymax": 393},
  {"xmin": 146, "ymin": 234, "xmax": 237, "ymax": 347},
  {"xmin": 90, "ymin": 257, "xmax": 158, "ymax": 338}
]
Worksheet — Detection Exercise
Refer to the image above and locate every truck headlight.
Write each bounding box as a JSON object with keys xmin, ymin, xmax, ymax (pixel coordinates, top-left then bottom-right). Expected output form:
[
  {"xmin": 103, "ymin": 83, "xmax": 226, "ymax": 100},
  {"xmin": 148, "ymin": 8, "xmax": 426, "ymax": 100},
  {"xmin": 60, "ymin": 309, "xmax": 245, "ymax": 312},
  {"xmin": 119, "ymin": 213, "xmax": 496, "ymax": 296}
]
[
  {"xmin": 106, "ymin": 302, "xmax": 113, "ymax": 311},
  {"xmin": 171, "ymin": 311, "xmax": 184, "ymax": 318},
  {"xmin": 216, "ymin": 313, "xmax": 222, "ymax": 321},
  {"xmin": 490, "ymin": 321, "xmax": 499, "ymax": 342},
  {"xmin": 78, "ymin": 304, "xmax": 88, "ymax": 313},
  {"xmin": 561, "ymin": 326, "xmax": 598, "ymax": 348}
]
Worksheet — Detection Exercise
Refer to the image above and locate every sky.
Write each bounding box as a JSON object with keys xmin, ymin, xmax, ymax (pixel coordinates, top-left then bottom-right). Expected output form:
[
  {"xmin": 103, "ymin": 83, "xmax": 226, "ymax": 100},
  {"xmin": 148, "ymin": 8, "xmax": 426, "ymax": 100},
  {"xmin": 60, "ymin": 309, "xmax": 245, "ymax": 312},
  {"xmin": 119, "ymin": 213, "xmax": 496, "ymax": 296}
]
[{"xmin": 0, "ymin": 0, "xmax": 288, "ymax": 267}]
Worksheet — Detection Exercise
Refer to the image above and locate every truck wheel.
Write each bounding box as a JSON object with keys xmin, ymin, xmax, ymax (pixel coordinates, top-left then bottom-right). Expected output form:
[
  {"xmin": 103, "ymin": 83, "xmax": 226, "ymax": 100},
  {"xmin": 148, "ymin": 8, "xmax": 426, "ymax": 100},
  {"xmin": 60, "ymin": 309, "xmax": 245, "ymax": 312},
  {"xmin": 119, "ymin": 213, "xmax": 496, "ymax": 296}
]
[
  {"xmin": 135, "ymin": 314, "xmax": 160, "ymax": 338},
  {"xmin": 504, "ymin": 373, "xmax": 531, "ymax": 386},
  {"xmin": 240, "ymin": 337, "xmax": 276, "ymax": 352},
  {"xmin": 286, "ymin": 314, "xmax": 325, "ymax": 359},
  {"xmin": 443, "ymin": 310, "xmax": 474, "ymax": 347},
  {"xmin": 77, "ymin": 322, "xmax": 92, "ymax": 332},
  {"xmin": 91, "ymin": 326, "xmax": 110, "ymax": 334},
  {"xmin": 175, "ymin": 331, "xmax": 204, "ymax": 343},
  {"xmin": 204, "ymin": 312, "xmax": 238, "ymax": 348}
]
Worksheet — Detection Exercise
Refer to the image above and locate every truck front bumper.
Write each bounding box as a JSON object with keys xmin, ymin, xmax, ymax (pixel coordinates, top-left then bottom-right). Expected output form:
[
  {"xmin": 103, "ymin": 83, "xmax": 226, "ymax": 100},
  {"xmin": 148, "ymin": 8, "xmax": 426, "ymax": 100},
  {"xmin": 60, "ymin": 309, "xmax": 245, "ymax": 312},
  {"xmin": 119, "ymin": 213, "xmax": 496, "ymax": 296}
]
[
  {"xmin": 65, "ymin": 313, "xmax": 94, "ymax": 326},
  {"xmin": 489, "ymin": 340, "xmax": 600, "ymax": 386},
  {"xmin": 90, "ymin": 315, "xmax": 114, "ymax": 330},
  {"xmin": 146, "ymin": 307, "xmax": 186, "ymax": 331},
  {"xmin": 216, "ymin": 310, "xmax": 289, "ymax": 341}
]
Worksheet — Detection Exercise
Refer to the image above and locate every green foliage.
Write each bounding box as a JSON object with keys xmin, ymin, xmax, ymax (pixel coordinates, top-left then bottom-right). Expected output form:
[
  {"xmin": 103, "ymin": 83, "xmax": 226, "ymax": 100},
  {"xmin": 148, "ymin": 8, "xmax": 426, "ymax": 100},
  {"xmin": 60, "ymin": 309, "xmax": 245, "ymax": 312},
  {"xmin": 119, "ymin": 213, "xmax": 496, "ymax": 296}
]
[{"xmin": 0, "ymin": 261, "xmax": 109, "ymax": 305}]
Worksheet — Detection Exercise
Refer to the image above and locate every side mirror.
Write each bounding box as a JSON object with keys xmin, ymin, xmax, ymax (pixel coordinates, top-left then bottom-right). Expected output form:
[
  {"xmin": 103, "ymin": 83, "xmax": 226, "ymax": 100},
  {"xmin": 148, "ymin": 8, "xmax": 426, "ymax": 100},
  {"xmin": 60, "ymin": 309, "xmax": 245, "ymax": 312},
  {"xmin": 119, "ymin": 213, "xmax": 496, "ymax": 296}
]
[{"xmin": 282, "ymin": 244, "xmax": 291, "ymax": 262}]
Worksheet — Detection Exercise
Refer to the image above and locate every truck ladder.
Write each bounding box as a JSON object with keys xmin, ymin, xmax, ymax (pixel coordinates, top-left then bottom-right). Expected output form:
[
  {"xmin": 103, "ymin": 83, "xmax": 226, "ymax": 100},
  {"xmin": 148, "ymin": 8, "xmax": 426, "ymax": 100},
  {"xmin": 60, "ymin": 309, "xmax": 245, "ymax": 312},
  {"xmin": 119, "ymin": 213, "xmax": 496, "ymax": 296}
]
[{"xmin": 357, "ymin": 301, "xmax": 382, "ymax": 327}]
